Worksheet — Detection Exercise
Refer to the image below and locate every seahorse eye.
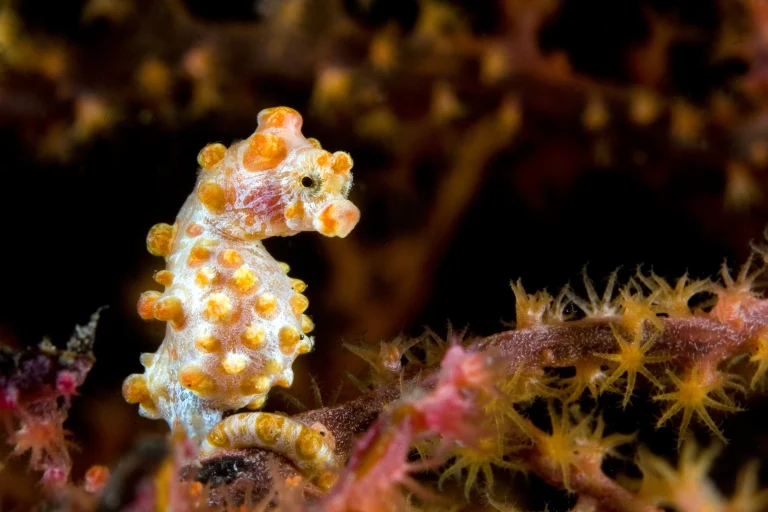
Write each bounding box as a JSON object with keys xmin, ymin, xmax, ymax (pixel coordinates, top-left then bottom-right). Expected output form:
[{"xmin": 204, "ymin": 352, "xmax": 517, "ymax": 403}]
[{"xmin": 301, "ymin": 176, "xmax": 314, "ymax": 188}]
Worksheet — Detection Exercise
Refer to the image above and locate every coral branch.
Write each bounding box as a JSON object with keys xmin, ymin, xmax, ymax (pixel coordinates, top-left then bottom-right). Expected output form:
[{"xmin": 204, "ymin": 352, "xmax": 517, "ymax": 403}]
[
  {"xmin": 518, "ymin": 435, "xmax": 660, "ymax": 512},
  {"xmin": 477, "ymin": 309, "xmax": 767, "ymax": 370},
  {"xmin": 189, "ymin": 266, "xmax": 768, "ymax": 508}
]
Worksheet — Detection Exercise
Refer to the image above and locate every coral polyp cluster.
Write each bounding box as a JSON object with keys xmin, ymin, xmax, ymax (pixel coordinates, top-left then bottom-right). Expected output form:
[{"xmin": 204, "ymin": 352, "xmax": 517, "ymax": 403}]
[
  {"xmin": 122, "ymin": 107, "xmax": 360, "ymax": 447},
  {"xmin": 0, "ymin": 310, "xmax": 101, "ymax": 487},
  {"xmin": 158, "ymin": 244, "xmax": 768, "ymax": 511}
]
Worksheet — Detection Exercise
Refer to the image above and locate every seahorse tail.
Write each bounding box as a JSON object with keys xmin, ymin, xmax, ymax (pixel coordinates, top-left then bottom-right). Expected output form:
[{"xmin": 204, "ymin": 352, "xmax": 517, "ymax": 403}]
[{"xmin": 200, "ymin": 412, "xmax": 338, "ymax": 489}]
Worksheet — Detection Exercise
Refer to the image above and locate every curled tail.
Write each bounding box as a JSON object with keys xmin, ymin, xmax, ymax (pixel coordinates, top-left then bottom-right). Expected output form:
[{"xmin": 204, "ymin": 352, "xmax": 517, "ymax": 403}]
[{"xmin": 200, "ymin": 412, "xmax": 339, "ymax": 489}]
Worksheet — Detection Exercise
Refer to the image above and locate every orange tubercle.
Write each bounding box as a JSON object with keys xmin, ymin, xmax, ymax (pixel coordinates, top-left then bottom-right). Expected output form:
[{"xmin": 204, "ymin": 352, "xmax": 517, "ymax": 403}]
[
  {"xmin": 257, "ymin": 106, "xmax": 302, "ymax": 132},
  {"xmin": 122, "ymin": 374, "xmax": 150, "ymax": 403},
  {"xmin": 197, "ymin": 180, "xmax": 227, "ymax": 214},
  {"xmin": 243, "ymin": 375, "xmax": 271, "ymax": 395},
  {"xmin": 178, "ymin": 364, "xmax": 217, "ymax": 395},
  {"xmin": 186, "ymin": 223, "xmax": 203, "ymax": 237},
  {"xmin": 221, "ymin": 353, "xmax": 249, "ymax": 375},
  {"xmin": 254, "ymin": 294, "xmax": 278, "ymax": 319},
  {"xmin": 231, "ymin": 266, "xmax": 258, "ymax": 293},
  {"xmin": 241, "ymin": 324, "xmax": 266, "ymax": 349},
  {"xmin": 316, "ymin": 151, "xmax": 332, "ymax": 167},
  {"xmin": 195, "ymin": 335, "xmax": 221, "ymax": 353},
  {"xmin": 137, "ymin": 291, "xmax": 161, "ymax": 320},
  {"xmin": 218, "ymin": 249, "xmax": 243, "ymax": 267},
  {"xmin": 279, "ymin": 326, "xmax": 302, "ymax": 354},
  {"xmin": 203, "ymin": 293, "xmax": 233, "ymax": 323},
  {"xmin": 290, "ymin": 278, "xmax": 307, "ymax": 292},
  {"xmin": 332, "ymin": 151, "xmax": 353, "ymax": 175},
  {"xmin": 285, "ymin": 201, "xmax": 304, "ymax": 220},
  {"xmin": 301, "ymin": 314, "xmax": 314, "ymax": 334},
  {"xmin": 146, "ymin": 223, "xmax": 175, "ymax": 258},
  {"xmin": 153, "ymin": 296, "xmax": 185, "ymax": 328},
  {"xmin": 242, "ymin": 133, "xmax": 287, "ymax": 172},
  {"xmin": 315, "ymin": 200, "xmax": 361, "ymax": 237},
  {"xmin": 197, "ymin": 142, "xmax": 227, "ymax": 170},
  {"xmin": 153, "ymin": 270, "xmax": 174, "ymax": 287},
  {"xmin": 290, "ymin": 294, "xmax": 309, "ymax": 318},
  {"xmin": 188, "ymin": 245, "xmax": 212, "ymax": 267}
]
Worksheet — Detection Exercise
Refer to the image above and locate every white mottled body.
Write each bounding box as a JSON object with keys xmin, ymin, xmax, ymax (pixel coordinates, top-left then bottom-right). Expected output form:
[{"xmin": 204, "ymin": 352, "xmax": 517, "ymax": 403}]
[
  {"xmin": 138, "ymin": 193, "xmax": 309, "ymax": 438},
  {"xmin": 123, "ymin": 106, "xmax": 360, "ymax": 460}
]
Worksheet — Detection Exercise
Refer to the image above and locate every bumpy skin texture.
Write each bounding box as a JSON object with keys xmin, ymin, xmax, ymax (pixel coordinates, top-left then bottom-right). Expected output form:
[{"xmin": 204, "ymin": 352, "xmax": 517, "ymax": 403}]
[
  {"xmin": 199, "ymin": 412, "xmax": 339, "ymax": 489},
  {"xmin": 123, "ymin": 107, "xmax": 359, "ymax": 459}
]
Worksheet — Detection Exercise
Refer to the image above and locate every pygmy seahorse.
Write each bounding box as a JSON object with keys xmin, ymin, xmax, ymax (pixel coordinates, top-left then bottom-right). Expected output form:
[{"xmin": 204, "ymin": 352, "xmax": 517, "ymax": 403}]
[{"xmin": 122, "ymin": 107, "xmax": 359, "ymax": 479}]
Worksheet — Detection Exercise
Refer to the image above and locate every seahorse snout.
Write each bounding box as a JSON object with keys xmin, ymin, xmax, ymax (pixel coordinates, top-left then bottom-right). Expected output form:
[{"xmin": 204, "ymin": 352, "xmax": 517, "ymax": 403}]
[{"xmin": 313, "ymin": 199, "xmax": 360, "ymax": 238}]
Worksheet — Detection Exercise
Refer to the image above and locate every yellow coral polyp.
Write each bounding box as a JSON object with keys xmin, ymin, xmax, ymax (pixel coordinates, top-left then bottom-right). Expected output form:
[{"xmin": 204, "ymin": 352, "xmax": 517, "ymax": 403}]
[
  {"xmin": 195, "ymin": 266, "xmax": 216, "ymax": 287},
  {"xmin": 510, "ymin": 279, "xmax": 553, "ymax": 329},
  {"xmin": 638, "ymin": 441, "xmax": 725, "ymax": 510},
  {"xmin": 289, "ymin": 293, "xmax": 309, "ymax": 318},
  {"xmin": 218, "ymin": 249, "xmax": 243, "ymax": 268},
  {"xmin": 534, "ymin": 403, "xmax": 581, "ymax": 491},
  {"xmin": 595, "ymin": 324, "xmax": 669, "ymax": 408},
  {"xmin": 558, "ymin": 358, "xmax": 608, "ymax": 402},
  {"xmin": 242, "ymin": 375, "xmax": 270, "ymax": 395},
  {"xmin": 534, "ymin": 404, "xmax": 632, "ymax": 492},
  {"xmin": 617, "ymin": 288, "xmax": 663, "ymax": 336},
  {"xmin": 654, "ymin": 364, "xmax": 743, "ymax": 446},
  {"xmin": 566, "ymin": 270, "xmax": 620, "ymax": 318},
  {"xmin": 241, "ymin": 324, "xmax": 266, "ymax": 350},
  {"xmin": 749, "ymin": 327, "xmax": 768, "ymax": 388},
  {"xmin": 635, "ymin": 271, "xmax": 711, "ymax": 318},
  {"xmin": 437, "ymin": 435, "xmax": 520, "ymax": 498}
]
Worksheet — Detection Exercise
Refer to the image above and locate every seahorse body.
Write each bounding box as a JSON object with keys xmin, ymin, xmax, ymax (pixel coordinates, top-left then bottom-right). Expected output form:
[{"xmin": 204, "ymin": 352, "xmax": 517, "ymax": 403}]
[{"xmin": 122, "ymin": 107, "xmax": 359, "ymax": 452}]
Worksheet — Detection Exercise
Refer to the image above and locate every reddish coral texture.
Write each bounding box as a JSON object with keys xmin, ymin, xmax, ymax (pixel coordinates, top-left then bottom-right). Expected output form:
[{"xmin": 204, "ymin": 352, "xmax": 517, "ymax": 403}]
[{"xmin": 0, "ymin": 310, "xmax": 99, "ymax": 497}]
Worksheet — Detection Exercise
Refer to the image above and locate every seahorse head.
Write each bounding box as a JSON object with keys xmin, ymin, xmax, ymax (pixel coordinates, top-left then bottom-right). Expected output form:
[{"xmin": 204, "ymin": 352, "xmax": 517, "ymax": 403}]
[{"xmin": 195, "ymin": 106, "xmax": 360, "ymax": 240}]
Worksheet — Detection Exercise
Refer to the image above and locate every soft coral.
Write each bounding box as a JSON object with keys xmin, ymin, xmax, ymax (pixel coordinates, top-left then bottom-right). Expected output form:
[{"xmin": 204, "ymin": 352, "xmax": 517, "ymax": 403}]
[
  {"xmin": 653, "ymin": 362, "xmax": 743, "ymax": 446},
  {"xmin": 0, "ymin": 309, "xmax": 101, "ymax": 487},
  {"xmin": 12, "ymin": 410, "xmax": 74, "ymax": 479}
]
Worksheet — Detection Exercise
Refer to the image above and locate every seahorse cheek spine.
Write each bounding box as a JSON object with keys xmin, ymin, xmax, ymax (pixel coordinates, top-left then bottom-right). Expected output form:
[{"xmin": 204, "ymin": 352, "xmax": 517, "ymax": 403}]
[{"xmin": 122, "ymin": 106, "xmax": 359, "ymax": 442}]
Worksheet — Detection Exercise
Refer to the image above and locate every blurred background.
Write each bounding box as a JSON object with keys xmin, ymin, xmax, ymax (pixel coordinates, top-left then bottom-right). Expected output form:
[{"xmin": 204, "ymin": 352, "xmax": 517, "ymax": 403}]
[{"xmin": 1, "ymin": 0, "xmax": 767, "ymax": 507}]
